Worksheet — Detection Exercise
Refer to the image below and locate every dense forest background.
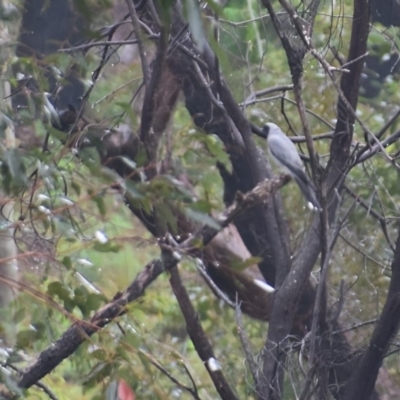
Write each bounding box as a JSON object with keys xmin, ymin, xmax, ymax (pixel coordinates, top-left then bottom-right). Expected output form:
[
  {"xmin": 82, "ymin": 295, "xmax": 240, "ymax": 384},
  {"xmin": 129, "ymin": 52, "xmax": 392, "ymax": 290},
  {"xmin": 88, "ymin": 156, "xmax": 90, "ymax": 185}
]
[{"xmin": 1, "ymin": 0, "xmax": 400, "ymax": 399}]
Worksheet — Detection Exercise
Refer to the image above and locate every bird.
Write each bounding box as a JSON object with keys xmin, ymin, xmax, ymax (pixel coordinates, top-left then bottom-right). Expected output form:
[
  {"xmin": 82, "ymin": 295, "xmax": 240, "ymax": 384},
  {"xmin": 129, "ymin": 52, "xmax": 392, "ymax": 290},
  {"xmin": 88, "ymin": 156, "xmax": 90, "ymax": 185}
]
[{"xmin": 262, "ymin": 123, "xmax": 321, "ymax": 211}]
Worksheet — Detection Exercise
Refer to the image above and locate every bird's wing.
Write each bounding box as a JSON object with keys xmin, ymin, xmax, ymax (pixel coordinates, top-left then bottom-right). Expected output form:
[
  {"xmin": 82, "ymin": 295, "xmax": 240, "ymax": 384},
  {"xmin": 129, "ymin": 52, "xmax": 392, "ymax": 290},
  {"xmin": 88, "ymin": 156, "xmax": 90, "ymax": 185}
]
[
  {"xmin": 267, "ymin": 133, "xmax": 305, "ymax": 172},
  {"xmin": 266, "ymin": 129, "xmax": 320, "ymax": 209}
]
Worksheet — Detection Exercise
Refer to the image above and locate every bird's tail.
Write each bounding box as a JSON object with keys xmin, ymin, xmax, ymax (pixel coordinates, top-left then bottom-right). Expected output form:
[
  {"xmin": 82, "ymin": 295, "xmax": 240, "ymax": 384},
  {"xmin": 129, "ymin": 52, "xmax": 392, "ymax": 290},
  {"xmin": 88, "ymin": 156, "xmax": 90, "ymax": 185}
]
[{"xmin": 294, "ymin": 174, "xmax": 321, "ymax": 211}]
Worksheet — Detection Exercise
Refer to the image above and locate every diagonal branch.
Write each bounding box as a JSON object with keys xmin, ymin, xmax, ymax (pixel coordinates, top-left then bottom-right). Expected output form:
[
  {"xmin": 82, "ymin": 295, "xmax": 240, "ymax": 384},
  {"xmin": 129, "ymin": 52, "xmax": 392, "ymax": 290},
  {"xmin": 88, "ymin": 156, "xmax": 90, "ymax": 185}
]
[
  {"xmin": 355, "ymin": 129, "xmax": 400, "ymax": 164},
  {"xmin": 18, "ymin": 258, "xmax": 164, "ymax": 389},
  {"xmin": 17, "ymin": 175, "xmax": 289, "ymax": 390}
]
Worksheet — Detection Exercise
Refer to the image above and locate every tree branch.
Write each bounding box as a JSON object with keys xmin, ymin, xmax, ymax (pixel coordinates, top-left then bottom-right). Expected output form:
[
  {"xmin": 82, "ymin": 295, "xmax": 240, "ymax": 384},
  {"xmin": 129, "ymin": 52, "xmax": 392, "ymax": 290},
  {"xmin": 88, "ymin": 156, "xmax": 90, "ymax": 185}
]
[
  {"xmin": 258, "ymin": 0, "xmax": 372, "ymax": 398},
  {"xmin": 17, "ymin": 176, "xmax": 289, "ymax": 390},
  {"xmin": 167, "ymin": 5, "xmax": 292, "ymax": 287},
  {"xmin": 18, "ymin": 258, "xmax": 164, "ymax": 389},
  {"xmin": 343, "ymin": 224, "xmax": 400, "ymax": 400},
  {"xmin": 168, "ymin": 264, "xmax": 240, "ymax": 400}
]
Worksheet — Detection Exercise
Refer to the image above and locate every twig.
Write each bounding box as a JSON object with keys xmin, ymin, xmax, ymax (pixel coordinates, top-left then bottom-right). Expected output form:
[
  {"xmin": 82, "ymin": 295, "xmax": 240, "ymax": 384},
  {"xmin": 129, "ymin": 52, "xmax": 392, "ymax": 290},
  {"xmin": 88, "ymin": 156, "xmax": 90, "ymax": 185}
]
[
  {"xmin": 290, "ymin": 131, "xmax": 334, "ymax": 143},
  {"xmin": 250, "ymin": 122, "xmax": 333, "ymax": 143},
  {"xmin": 339, "ymin": 233, "xmax": 387, "ymax": 270},
  {"xmin": 343, "ymin": 185, "xmax": 395, "ymax": 251},
  {"xmin": 330, "ymin": 280, "xmax": 346, "ymax": 323},
  {"xmin": 341, "ymin": 52, "xmax": 369, "ymax": 69},
  {"xmin": 376, "ymin": 108, "xmax": 400, "ymax": 140},
  {"xmin": 333, "ymin": 318, "xmax": 379, "ymax": 334},
  {"xmin": 282, "ymin": 97, "xmax": 335, "ymax": 130},
  {"xmin": 92, "ymin": 77, "xmax": 143, "ymax": 107},
  {"xmin": 174, "ymin": 41, "xmax": 209, "ymax": 69},
  {"xmin": 240, "ymin": 94, "xmax": 283, "ymax": 107},
  {"xmin": 192, "ymin": 60, "xmax": 224, "ymax": 111},
  {"xmin": 56, "ymin": 20, "xmax": 121, "ymax": 155},
  {"xmin": 308, "ymin": 196, "xmax": 355, "ymax": 367},
  {"xmin": 146, "ymin": 355, "xmax": 201, "ymax": 399},
  {"xmin": 235, "ymin": 298, "xmax": 260, "ymax": 393},
  {"xmin": 355, "ymin": 129, "xmax": 400, "ymax": 165},
  {"xmin": 2, "ymin": 362, "xmax": 58, "ymax": 400},
  {"xmin": 341, "ymin": 226, "xmax": 400, "ymax": 399},
  {"xmin": 125, "ymin": 0, "xmax": 150, "ymax": 84},
  {"xmin": 243, "ymin": 84, "xmax": 293, "ymax": 106},
  {"xmin": 195, "ymin": 259, "xmax": 236, "ymax": 307},
  {"xmin": 304, "ymin": 231, "xmax": 341, "ymax": 399},
  {"xmin": 308, "ymin": 49, "xmax": 390, "ymax": 163},
  {"xmin": 58, "ymin": 37, "xmax": 158, "ymax": 52}
]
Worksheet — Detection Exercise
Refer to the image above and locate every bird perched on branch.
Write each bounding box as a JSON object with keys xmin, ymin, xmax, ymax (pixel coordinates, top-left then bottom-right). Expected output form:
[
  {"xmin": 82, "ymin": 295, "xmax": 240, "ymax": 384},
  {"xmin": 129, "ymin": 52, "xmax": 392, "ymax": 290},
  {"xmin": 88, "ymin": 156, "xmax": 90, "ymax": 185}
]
[{"xmin": 262, "ymin": 123, "xmax": 321, "ymax": 211}]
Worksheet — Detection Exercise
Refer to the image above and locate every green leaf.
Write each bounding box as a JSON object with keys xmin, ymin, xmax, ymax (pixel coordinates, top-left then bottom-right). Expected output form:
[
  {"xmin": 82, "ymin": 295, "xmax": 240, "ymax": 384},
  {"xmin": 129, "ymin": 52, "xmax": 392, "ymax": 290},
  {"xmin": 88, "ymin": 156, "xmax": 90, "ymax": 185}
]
[
  {"xmin": 80, "ymin": 147, "xmax": 102, "ymax": 170},
  {"xmin": 190, "ymin": 199, "xmax": 213, "ymax": 214},
  {"xmin": 16, "ymin": 329, "xmax": 39, "ymax": 349},
  {"xmin": 83, "ymin": 362, "xmax": 113, "ymax": 388},
  {"xmin": 1, "ymin": 372, "xmax": 24, "ymax": 397},
  {"xmin": 231, "ymin": 256, "xmax": 263, "ymax": 271},
  {"xmin": 62, "ymin": 256, "xmax": 73, "ymax": 270},
  {"xmin": 155, "ymin": 203, "xmax": 178, "ymax": 234},
  {"xmin": 4, "ymin": 148, "xmax": 27, "ymax": 189},
  {"xmin": 71, "ymin": 180, "xmax": 81, "ymax": 195},
  {"xmin": 13, "ymin": 307, "xmax": 26, "ymax": 324},
  {"xmin": 185, "ymin": 208, "xmax": 220, "ymax": 230},
  {"xmin": 93, "ymin": 194, "xmax": 106, "ymax": 216},
  {"xmin": 47, "ymin": 281, "xmax": 72, "ymax": 301},
  {"xmin": 204, "ymin": 134, "xmax": 232, "ymax": 171},
  {"xmin": 47, "ymin": 124, "xmax": 68, "ymax": 141},
  {"xmin": 93, "ymin": 241, "xmax": 121, "ymax": 253},
  {"xmin": 125, "ymin": 180, "xmax": 142, "ymax": 199},
  {"xmin": 85, "ymin": 293, "xmax": 106, "ymax": 313}
]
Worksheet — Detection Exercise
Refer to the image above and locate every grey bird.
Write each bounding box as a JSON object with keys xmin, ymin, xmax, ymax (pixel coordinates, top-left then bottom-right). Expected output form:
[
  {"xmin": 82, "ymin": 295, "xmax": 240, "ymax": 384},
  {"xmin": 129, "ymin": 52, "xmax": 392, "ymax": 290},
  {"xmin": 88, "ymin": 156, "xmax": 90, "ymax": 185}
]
[{"xmin": 262, "ymin": 123, "xmax": 321, "ymax": 211}]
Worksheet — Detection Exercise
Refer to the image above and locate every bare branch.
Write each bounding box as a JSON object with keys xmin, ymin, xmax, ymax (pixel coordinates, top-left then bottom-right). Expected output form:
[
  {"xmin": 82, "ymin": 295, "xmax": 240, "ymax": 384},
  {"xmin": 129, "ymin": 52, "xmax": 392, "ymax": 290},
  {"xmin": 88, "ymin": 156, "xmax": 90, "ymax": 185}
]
[
  {"xmin": 145, "ymin": 352, "xmax": 201, "ymax": 399},
  {"xmin": 235, "ymin": 300, "xmax": 260, "ymax": 394},
  {"xmin": 195, "ymin": 259, "xmax": 236, "ymax": 307},
  {"xmin": 58, "ymin": 37, "xmax": 159, "ymax": 52},
  {"xmin": 243, "ymin": 84, "xmax": 293, "ymax": 106},
  {"xmin": 342, "ymin": 225, "xmax": 400, "ymax": 400},
  {"xmin": 344, "ymin": 185, "xmax": 395, "ymax": 251},
  {"xmin": 355, "ymin": 129, "xmax": 400, "ymax": 164},
  {"xmin": 168, "ymin": 264, "xmax": 239, "ymax": 400}
]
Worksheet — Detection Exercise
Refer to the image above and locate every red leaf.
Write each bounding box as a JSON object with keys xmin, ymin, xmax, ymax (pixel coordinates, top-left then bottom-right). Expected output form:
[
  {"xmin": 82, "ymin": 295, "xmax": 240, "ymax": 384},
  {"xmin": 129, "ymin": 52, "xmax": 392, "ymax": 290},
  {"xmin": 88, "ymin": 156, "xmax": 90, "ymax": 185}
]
[{"xmin": 118, "ymin": 379, "xmax": 136, "ymax": 400}]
